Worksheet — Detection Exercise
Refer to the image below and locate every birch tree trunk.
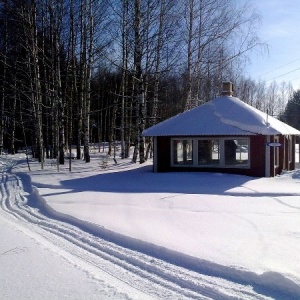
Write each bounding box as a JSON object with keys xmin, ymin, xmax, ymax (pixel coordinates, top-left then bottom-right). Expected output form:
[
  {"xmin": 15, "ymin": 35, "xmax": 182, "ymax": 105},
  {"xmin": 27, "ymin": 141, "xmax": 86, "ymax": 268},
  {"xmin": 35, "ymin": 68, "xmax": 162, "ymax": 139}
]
[
  {"xmin": 0, "ymin": 43, "xmax": 6, "ymax": 155},
  {"xmin": 79, "ymin": 0, "xmax": 94, "ymax": 163},
  {"xmin": 66, "ymin": 0, "xmax": 77, "ymax": 170},
  {"xmin": 132, "ymin": 0, "xmax": 145, "ymax": 164},
  {"xmin": 10, "ymin": 64, "xmax": 17, "ymax": 154},
  {"xmin": 184, "ymin": 0, "xmax": 194, "ymax": 111},
  {"xmin": 78, "ymin": 0, "xmax": 87, "ymax": 160},
  {"xmin": 0, "ymin": 0, "xmax": 8, "ymax": 154},
  {"xmin": 120, "ymin": 0, "xmax": 129, "ymax": 159},
  {"xmin": 23, "ymin": 2, "xmax": 44, "ymax": 168}
]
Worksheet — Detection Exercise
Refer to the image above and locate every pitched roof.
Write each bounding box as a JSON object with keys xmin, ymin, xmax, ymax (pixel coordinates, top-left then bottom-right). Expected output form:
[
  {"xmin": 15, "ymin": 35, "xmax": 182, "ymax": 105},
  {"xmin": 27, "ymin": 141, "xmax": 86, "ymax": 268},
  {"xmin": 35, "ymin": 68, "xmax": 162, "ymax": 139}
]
[{"xmin": 142, "ymin": 95, "xmax": 300, "ymax": 136}]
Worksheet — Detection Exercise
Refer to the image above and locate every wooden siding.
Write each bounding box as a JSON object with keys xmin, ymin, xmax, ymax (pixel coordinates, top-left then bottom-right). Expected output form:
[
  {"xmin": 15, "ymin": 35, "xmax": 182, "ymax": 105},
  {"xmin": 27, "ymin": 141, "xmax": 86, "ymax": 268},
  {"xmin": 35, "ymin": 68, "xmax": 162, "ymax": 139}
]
[
  {"xmin": 156, "ymin": 135, "xmax": 267, "ymax": 177},
  {"xmin": 155, "ymin": 134, "xmax": 298, "ymax": 177},
  {"xmin": 291, "ymin": 135, "xmax": 296, "ymax": 170},
  {"xmin": 156, "ymin": 136, "xmax": 171, "ymax": 172},
  {"xmin": 249, "ymin": 135, "xmax": 266, "ymax": 177}
]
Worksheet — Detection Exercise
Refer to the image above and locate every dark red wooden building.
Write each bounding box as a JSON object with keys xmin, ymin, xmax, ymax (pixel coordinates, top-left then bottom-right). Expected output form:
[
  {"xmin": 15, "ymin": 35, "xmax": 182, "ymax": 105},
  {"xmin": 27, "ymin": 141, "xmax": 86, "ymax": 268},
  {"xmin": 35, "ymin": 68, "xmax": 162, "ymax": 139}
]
[{"xmin": 143, "ymin": 82, "xmax": 300, "ymax": 177}]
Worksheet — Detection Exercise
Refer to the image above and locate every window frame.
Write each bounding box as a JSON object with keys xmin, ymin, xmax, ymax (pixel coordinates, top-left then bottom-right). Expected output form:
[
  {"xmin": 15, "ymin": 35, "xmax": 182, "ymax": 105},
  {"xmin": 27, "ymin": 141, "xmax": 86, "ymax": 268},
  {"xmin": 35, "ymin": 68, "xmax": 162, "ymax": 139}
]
[
  {"xmin": 223, "ymin": 138, "xmax": 250, "ymax": 167},
  {"xmin": 170, "ymin": 137, "xmax": 250, "ymax": 168},
  {"xmin": 171, "ymin": 139, "xmax": 194, "ymax": 166},
  {"xmin": 197, "ymin": 139, "xmax": 220, "ymax": 166}
]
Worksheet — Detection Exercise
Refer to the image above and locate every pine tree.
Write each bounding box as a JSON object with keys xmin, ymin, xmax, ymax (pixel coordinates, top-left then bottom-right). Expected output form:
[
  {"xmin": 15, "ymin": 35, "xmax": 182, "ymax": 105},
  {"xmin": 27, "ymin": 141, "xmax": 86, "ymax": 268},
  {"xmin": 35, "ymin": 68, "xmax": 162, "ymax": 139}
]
[{"xmin": 282, "ymin": 90, "xmax": 300, "ymax": 130}]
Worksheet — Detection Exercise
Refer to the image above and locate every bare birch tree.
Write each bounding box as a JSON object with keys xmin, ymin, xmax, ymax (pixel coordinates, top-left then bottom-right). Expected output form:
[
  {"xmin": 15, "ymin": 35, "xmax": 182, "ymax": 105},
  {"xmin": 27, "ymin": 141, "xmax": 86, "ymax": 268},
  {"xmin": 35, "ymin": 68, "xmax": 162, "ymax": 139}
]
[
  {"xmin": 0, "ymin": 0, "xmax": 8, "ymax": 154},
  {"xmin": 181, "ymin": 0, "xmax": 263, "ymax": 109},
  {"xmin": 20, "ymin": 1, "xmax": 45, "ymax": 168}
]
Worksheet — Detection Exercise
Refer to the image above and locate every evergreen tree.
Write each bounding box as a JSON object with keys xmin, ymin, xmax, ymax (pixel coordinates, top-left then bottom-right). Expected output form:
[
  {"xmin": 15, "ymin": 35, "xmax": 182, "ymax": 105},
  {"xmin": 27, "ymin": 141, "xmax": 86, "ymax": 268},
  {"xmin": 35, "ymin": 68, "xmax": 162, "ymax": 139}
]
[{"xmin": 282, "ymin": 90, "xmax": 300, "ymax": 130}]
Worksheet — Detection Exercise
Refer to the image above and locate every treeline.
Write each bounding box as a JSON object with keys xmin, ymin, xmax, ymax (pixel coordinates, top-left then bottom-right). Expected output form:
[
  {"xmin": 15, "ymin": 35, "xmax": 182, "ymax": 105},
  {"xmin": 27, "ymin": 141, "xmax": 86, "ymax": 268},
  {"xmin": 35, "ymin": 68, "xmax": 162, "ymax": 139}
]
[
  {"xmin": 235, "ymin": 78, "xmax": 294, "ymax": 117},
  {"xmin": 0, "ymin": 0, "xmax": 281, "ymax": 166}
]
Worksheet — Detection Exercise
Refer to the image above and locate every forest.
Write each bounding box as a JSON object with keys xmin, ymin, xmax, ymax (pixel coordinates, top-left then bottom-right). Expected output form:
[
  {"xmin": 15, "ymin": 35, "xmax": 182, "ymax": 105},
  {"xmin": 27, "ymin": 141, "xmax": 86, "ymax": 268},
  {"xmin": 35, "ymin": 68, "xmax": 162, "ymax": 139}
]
[{"xmin": 0, "ymin": 0, "xmax": 297, "ymax": 167}]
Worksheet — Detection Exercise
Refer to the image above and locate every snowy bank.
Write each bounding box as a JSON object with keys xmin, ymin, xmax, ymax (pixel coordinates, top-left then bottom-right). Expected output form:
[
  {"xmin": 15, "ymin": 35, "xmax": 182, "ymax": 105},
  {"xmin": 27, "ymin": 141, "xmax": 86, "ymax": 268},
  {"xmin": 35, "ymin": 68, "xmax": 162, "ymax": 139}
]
[{"xmin": 8, "ymin": 151, "xmax": 300, "ymax": 299}]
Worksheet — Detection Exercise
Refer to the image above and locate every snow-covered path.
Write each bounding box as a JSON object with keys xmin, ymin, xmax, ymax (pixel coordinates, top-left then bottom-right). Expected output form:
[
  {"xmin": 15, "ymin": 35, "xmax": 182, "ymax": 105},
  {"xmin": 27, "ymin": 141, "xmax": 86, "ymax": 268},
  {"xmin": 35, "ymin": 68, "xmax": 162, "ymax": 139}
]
[
  {"xmin": 1, "ymin": 155, "xmax": 300, "ymax": 299},
  {"xmin": 0, "ymin": 209, "xmax": 132, "ymax": 300}
]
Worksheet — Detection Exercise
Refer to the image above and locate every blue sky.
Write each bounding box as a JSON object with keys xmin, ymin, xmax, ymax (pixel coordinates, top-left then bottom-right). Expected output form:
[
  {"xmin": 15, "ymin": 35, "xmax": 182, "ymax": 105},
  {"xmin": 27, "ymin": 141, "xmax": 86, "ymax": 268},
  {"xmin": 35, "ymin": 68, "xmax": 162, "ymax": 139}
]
[{"xmin": 246, "ymin": 0, "xmax": 300, "ymax": 89}]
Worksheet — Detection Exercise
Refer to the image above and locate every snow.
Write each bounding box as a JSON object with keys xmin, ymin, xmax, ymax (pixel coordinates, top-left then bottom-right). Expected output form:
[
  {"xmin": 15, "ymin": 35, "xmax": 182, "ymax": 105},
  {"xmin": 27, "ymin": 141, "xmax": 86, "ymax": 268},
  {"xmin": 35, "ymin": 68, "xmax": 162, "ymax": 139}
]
[
  {"xmin": 142, "ymin": 96, "xmax": 300, "ymax": 136},
  {"xmin": 0, "ymin": 216, "xmax": 129, "ymax": 300},
  {"xmin": 1, "ymin": 146, "xmax": 300, "ymax": 299}
]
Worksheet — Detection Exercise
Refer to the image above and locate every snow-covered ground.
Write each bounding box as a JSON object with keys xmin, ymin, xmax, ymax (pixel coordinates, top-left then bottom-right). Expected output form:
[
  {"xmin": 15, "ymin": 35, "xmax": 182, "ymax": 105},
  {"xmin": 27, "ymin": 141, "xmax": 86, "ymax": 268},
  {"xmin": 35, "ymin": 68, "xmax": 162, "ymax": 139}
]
[{"xmin": 1, "ymin": 146, "xmax": 300, "ymax": 299}]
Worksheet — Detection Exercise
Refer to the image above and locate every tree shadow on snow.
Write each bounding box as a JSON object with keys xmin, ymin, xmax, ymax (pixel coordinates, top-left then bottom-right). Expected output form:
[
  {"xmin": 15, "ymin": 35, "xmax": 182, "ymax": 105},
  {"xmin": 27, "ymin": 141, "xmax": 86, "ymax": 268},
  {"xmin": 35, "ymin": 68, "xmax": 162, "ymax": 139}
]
[{"xmin": 33, "ymin": 165, "xmax": 300, "ymax": 198}]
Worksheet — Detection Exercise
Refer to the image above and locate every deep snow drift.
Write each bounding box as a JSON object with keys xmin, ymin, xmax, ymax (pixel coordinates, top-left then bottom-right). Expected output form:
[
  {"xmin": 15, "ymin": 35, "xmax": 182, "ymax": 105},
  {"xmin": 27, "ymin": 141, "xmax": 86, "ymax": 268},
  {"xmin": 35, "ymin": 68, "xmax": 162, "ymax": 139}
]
[{"xmin": 1, "ymin": 147, "xmax": 300, "ymax": 299}]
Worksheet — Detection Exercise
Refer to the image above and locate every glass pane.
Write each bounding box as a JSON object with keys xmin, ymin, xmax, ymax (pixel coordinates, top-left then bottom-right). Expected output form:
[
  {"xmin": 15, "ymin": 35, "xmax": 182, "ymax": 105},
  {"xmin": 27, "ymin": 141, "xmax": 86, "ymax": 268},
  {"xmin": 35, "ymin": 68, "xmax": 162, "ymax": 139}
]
[
  {"xmin": 198, "ymin": 140, "xmax": 220, "ymax": 165},
  {"xmin": 173, "ymin": 140, "xmax": 193, "ymax": 165},
  {"xmin": 225, "ymin": 139, "xmax": 248, "ymax": 165},
  {"xmin": 173, "ymin": 140, "xmax": 182, "ymax": 164}
]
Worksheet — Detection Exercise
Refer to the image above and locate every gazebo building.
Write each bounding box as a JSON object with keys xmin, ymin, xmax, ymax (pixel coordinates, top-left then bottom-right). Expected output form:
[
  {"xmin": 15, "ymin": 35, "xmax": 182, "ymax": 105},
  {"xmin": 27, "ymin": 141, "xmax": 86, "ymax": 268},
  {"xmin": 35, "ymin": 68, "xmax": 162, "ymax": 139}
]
[{"xmin": 142, "ymin": 82, "xmax": 300, "ymax": 177}]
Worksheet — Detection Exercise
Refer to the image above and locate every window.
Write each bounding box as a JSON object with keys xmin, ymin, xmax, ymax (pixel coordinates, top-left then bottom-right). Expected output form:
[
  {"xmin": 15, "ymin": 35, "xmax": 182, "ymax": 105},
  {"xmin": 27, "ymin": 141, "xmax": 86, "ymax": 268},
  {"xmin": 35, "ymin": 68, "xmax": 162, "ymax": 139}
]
[
  {"xmin": 171, "ymin": 137, "xmax": 250, "ymax": 168},
  {"xmin": 173, "ymin": 139, "xmax": 193, "ymax": 165},
  {"xmin": 198, "ymin": 139, "xmax": 220, "ymax": 165},
  {"xmin": 224, "ymin": 139, "xmax": 249, "ymax": 166}
]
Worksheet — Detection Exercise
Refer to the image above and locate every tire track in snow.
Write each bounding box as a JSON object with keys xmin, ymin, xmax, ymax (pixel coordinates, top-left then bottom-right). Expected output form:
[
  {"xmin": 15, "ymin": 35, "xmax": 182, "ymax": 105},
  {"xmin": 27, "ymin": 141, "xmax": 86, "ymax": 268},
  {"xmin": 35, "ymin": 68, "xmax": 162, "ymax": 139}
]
[{"xmin": 0, "ymin": 166, "xmax": 275, "ymax": 300}]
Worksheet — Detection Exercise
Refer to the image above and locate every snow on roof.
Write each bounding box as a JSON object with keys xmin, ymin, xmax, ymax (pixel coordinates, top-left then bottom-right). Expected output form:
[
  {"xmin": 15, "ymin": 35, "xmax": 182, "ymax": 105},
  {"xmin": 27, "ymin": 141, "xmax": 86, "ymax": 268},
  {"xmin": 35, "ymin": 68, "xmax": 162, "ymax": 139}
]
[{"xmin": 143, "ymin": 95, "xmax": 300, "ymax": 136}]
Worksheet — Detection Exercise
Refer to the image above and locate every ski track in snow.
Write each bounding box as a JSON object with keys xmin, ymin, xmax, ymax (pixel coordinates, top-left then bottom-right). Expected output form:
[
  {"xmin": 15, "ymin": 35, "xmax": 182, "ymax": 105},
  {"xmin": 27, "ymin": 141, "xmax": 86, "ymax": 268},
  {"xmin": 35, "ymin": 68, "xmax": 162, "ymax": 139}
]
[{"xmin": 0, "ymin": 158, "xmax": 297, "ymax": 300}]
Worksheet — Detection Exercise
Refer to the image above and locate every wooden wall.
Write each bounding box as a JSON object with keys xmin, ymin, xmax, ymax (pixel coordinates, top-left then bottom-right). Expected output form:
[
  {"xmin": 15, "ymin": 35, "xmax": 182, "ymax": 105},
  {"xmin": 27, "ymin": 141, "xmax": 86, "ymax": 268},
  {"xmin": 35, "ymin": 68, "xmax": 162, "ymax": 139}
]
[{"xmin": 155, "ymin": 134, "xmax": 297, "ymax": 177}]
